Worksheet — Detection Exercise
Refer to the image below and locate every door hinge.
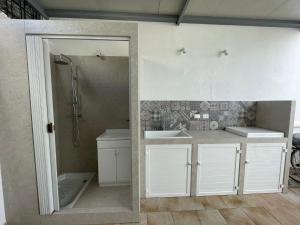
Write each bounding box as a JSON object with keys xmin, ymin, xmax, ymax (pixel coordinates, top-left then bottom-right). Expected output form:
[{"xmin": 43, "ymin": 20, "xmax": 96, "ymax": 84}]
[
  {"xmin": 282, "ymin": 146, "xmax": 288, "ymax": 153},
  {"xmin": 47, "ymin": 123, "xmax": 55, "ymax": 133},
  {"xmin": 236, "ymin": 147, "xmax": 242, "ymax": 154}
]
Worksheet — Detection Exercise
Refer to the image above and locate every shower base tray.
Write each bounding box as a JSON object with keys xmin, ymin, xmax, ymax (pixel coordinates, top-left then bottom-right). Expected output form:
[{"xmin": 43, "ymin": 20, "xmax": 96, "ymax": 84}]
[{"xmin": 58, "ymin": 172, "xmax": 95, "ymax": 209}]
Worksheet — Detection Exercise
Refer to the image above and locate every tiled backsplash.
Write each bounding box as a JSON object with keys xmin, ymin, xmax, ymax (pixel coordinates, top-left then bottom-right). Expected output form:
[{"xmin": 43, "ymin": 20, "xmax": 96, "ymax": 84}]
[{"xmin": 140, "ymin": 101, "xmax": 256, "ymax": 131}]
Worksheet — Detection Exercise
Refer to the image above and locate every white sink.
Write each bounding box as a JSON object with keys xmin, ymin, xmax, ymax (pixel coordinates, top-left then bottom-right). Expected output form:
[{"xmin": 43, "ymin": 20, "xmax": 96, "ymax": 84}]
[{"xmin": 144, "ymin": 130, "xmax": 192, "ymax": 139}]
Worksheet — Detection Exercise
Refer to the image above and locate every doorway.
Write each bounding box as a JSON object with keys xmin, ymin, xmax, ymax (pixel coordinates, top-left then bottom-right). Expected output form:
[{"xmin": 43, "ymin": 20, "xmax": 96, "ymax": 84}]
[{"xmin": 26, "ymin": 35, "xmax": 133, "ymax": 215}]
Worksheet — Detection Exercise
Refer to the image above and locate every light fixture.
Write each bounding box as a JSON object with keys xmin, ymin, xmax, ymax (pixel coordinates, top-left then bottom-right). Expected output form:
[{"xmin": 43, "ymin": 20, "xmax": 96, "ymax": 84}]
[
  {"xmin": 218, "ymin": 49, "xmax": 229, "ymax": 56},
  {"xmin": 178, "ymin": 48, "xmax": 187, "ymax": 55}
]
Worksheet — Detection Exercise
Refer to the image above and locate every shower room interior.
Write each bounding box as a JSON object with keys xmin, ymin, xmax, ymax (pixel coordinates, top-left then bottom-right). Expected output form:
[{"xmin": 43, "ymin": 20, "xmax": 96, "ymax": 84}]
[{"xmin": 47, "ymin": 38, "xmax": 131, "ymax": 212}]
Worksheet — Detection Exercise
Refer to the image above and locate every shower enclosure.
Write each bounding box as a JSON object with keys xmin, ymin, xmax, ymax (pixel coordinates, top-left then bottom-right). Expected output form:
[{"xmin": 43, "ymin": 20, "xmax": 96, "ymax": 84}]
[{"xmin": 53, "ymin": 54, "xmax": 94, "ymax": 208}]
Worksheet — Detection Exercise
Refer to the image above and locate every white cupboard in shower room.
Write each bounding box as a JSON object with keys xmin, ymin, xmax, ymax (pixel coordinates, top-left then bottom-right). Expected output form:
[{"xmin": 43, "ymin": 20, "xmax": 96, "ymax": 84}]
[{"xmin": 97, "ymin": 129, "xmax": 131, "ymax": 186}]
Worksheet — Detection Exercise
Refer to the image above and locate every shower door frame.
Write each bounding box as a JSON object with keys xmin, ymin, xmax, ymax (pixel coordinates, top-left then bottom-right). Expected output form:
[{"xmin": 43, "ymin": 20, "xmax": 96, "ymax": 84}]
[{"xmin": 26, "ymin": 34, "xmax": 136, "ymax": 216}]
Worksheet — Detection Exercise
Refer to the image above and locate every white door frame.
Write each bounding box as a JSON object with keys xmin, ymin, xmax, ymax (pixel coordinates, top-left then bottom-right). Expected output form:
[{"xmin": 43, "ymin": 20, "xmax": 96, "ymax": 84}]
[
  {"xmin": 26, "ymin": 35, "xmax": 55, "ymax": 215},
  {"xmin": 42, "ymin": 38, "xmax": 60, "ymax": 212},
  {"xmin": 26, "ymin": 35, "xmax": 130, "ymax": 215}
]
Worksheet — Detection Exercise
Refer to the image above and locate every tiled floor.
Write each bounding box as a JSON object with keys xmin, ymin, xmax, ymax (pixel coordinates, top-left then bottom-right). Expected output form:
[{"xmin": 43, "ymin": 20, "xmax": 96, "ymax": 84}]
[
  {"xmin": 74, "ymin": 177, "xmax": 131, "ymax": 211},
  {"xmin": 108, "ymin": 188, "xmax": 300, "ymax": 225}
]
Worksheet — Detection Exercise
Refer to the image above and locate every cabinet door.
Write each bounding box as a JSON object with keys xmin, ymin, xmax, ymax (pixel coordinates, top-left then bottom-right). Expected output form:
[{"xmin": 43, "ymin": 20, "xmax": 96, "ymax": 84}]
[
  {"xmin": 116, "ymin": 148, "xmax": 131, "ymax": 184},
  {"xmin": 145, "ymin": 144, "xmax": 192, "ymax": 198},
  {"xmin": 197, "ymin": 144, "xmax": 240, "ymax": 196},
  {"xmin": 244, "ymin": 143, "xmax": 286, "ymax": 194},
  {"xmin": 98, "ymin": 148, "xmax": 116, "ymax": 185}
]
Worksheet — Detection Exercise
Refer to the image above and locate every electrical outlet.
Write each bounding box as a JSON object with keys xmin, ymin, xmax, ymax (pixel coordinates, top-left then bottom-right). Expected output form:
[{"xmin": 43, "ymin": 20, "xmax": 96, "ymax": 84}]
[
  {"xmin": 194, "ymin": 114, "xmax": 201, "ymax": 119},
  {"xmin": 202, "ymin": 113, "xmax": 209, "ymax": 119}
]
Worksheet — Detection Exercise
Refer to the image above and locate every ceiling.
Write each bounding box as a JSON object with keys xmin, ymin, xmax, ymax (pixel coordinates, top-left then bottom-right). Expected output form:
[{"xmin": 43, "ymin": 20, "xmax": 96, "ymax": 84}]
[{"xmin": 37, "ymin": 0, "xmax": 300, "ymax": 20}]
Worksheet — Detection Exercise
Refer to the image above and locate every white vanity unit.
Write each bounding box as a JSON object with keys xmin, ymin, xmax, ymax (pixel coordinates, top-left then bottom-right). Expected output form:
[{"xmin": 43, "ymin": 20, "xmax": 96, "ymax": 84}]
[
  {"xmin": 196, "ymin": 142, "xmax": 286, "ymax": 196},
  {"xmin": 243, "ymin": 143, "xmax": 287, "ymax": 194},
  {"xmin": 143, "ymin": 129, "xmax": 288, "ymax": 198},
  {"xmin": 196, "ymin": 143, "xmax": 241, "ymax": 196},
  {"xmin": 145, "ymin": 144, "xmax": 192, "ymax": 197},
  {"xmin": 97, "ymin": 129, "xmax": 131, "ymax": 186}
]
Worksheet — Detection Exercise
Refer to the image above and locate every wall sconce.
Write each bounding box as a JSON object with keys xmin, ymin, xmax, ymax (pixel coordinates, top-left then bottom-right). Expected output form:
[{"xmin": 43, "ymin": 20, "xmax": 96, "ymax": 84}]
[
  {"xmin": 177, "ymin": 48, "xmax": 187, "ymax": 55},
  {"xmin": 218, "ymin": 49, "xmax": 229, "ymax": 57}
]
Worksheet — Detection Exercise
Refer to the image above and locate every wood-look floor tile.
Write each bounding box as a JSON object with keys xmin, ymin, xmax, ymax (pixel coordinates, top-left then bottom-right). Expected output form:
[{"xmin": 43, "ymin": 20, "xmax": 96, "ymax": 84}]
[
  {"xmin": 290, "ymin": 187, "xmax": 300, "ymax": 195},
  {"xmin": 221, "ymin": 195, "xmax": 250, "ymax": 208},
  {"xmin": 262, "ymin": 193, "xmax": 297, "ymax": 210},
  {"xmin": 280, "ymin": 190, "xmax": 300, "ymax": 208},
  {"xmin": 147, "ymin": 212, "xmax": 174, "ymax": 225},
  {"xmin": 141, "ymin": 198, "xmax": 160, "ymax": 212},
  {"xmin": 197, "ymin": 196, "xmax": 228, "ymax": 210},
  {"xmin": 123, "ymin": 213, "xmax": 147, "ymax": 225},
  {"xmin": 141, "ymin": 197, "xmax": 204, "ymax": 212},
  {"xmin": 155, "ymin": 197, "xmax": 180, "ymax": 212},
  {"xmin": 141, "ymin": 190, "xmax": 300, "ymax": 225},
  {"xmin": 172, "ymin": 211, "xmax": 202, "ymax": 225},
  {"xmin": 158, "ymin": 197, "xmax": 205, "ymax": 212},
  {"xmin": 175, "ymin": 197, "xmax": 205, "ymax": 211},
  {"xmin": 197, "ymin": 209, "xmax": 227, "ymax": 225},
  {"xmin": 140, "ymin": 213, "xmax": 148, "ymax": 225},
  {"xmin": 144, "ymin": 197, "xmax": 179, "ymax": 212},
  {"xmin": 219, "ymin": 208, "xmax": 255, "ymax": 225},
  {"xmin": 266, "ymin": 206, "xmax": 300, "ymax": 225},
  {"xmin": 241, "ymin": 207, "xmax": 282, "ymax": 225},
  {"xmin": 240, "ymin": 194, "xmax": 269, "ymax": 207}
]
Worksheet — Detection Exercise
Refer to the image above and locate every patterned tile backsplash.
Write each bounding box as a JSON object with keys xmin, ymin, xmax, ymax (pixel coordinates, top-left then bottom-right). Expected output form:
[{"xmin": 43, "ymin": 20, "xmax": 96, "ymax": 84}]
[{"xmin": 140, "ymin": 101, "xmax": 257, "ymax": 131}]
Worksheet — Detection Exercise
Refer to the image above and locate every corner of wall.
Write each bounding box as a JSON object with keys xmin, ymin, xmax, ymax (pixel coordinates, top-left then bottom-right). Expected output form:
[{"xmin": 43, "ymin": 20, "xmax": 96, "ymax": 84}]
[{"xmin": 0, "ymin": 165, "xmax": 6, "ymax": 225}]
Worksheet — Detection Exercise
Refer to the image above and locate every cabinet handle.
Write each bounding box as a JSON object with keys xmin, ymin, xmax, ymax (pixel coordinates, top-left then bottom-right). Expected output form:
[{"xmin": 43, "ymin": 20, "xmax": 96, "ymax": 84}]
[
  {"xmin": 245, "ymin": 160, "xmax": 249, "ymax": 164},
  {"xmin": 196, "ymin": 162, "xmax": 201, "ymax": 166},
  {"xmin": 186, "ymin": 162, "xmax": 192, "ymax": 166}
]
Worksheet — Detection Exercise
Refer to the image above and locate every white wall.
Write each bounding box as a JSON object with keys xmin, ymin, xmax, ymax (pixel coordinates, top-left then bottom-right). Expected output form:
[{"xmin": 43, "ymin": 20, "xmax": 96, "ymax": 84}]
[
  {"xmin": 138, "ymin": 22, "xmax": 300, "ymax": 123},
  {"xmin": 0, "ymin": 166, "xmax": 6, "ymax": 225},
  {"xmin": 48, "ymin": 39, "xmax": 129, "ymax": 56}
]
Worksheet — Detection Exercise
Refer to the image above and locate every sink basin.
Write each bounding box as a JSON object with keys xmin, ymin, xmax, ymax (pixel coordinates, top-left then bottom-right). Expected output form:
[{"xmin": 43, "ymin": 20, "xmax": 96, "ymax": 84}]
[{"xmin": 144, "ymin": 130, "xmax": 192, "ymax": 139}]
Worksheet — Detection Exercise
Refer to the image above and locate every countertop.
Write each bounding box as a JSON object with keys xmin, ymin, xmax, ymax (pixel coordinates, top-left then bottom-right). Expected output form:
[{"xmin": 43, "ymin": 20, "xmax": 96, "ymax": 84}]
[
  {"xmin": 97, "ymin": 129, "xmax": 130, "ymax": 141},
  {"xmin": 141, "ymin": 130, "xmax": 288, "ymax": 145}
]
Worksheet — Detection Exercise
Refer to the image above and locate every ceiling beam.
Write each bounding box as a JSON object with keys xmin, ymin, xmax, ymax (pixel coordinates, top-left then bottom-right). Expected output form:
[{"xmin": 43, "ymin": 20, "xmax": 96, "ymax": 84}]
[
  {"xmin": 26, "ymin": 0, "xmax": 48, "ymax": 18},
  {"xmin": 46, "ymin": 10, "xmax": 177, "ymax": 23},
  {"xmin": 183, "ymin": 16, "xmax": 300, "ymax": 28},
  {"xmin": 46, "ymin": 10, "xmax": 300, "ymax": 28},
  {"xmin": 177, "ymin": 0, "xmax": 191, "ymax": 25}
]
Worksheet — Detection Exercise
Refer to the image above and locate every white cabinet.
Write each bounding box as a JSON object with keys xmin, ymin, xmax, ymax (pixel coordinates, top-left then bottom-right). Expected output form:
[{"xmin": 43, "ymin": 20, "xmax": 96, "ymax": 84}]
[
  {"xmin": 145, "ymin": 144, "xmax": 192, "ymax": 198},
  {"xmin": 116, "ymin": 147, "xmax": 131, "ymax": 183},
  {"xmin": 99, "ymin": 149, "xmax": 117, "ymax": 184},
  {"xmin": 97, "ymin": 140, "xmax": 131, "ymax": 186},
  {"xmin": 197, "ymin": 144, "xmax": 240, "ymax": 196},
  {"xmin": 244, "ymin": 143, "xmax": 286, "ymax": 194}
]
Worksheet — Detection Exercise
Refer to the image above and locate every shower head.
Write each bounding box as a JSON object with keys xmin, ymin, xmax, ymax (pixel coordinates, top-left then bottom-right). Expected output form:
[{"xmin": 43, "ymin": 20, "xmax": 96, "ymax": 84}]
[
  {"xmin": 96, "ymin": 51, "xmax": 105, "ymax": 60},
  {"xmin": 54, "ymin": 54, "xmax": 73, "ymax": 65}
]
